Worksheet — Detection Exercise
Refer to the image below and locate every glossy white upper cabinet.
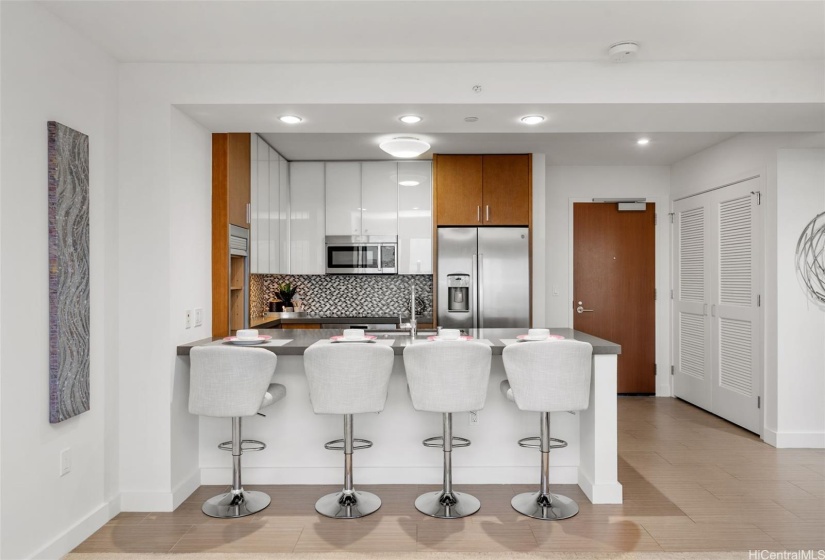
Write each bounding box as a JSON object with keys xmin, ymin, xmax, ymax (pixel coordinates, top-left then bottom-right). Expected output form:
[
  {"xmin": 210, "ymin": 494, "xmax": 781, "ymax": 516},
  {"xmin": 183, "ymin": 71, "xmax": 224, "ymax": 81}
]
[
  {"xmin": 251, "ymin": 134, "xmax": 288, "ymax": 274},
  {"xmin": 290, "ymin": 162, "xmax": 326, "ymax": 274},
  {"xmin": 361, "ymin": 162, "xmax": 398, "ymax": 236},
  {"xmin": 398, "ymin": 161, "xmax": 433, "ymax": 274},
  {"xmin": 325, "ymin": 162, "xmax": 361, "ymax": 236},
  {"xmin": 278, "ymin": 154, "xmax": 290, "ymax": 272}
]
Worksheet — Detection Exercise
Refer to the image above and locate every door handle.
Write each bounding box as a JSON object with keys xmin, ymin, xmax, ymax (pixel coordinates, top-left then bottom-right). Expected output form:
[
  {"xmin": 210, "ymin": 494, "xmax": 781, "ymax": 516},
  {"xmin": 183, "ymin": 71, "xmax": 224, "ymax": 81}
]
[{"xmin": 576, "ymin": 301, "xmax": 594, "ymax": 314}]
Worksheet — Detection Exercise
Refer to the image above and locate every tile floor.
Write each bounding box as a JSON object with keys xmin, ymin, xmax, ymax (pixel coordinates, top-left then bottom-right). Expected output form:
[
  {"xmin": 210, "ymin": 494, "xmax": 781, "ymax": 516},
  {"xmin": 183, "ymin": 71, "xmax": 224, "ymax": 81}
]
[{"xmin": 74, "ymin": 397, "xmax": 825, "ymax": 553}]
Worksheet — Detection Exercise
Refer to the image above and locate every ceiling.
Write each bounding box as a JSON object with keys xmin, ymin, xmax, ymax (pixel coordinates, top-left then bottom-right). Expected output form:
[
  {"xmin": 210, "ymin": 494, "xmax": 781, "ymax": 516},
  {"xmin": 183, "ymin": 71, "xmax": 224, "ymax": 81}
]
[
  {"xmin": 256, "ymin": 132, "xmax": 738, "ymax": 165},
  {"xmin": 42, "ymin": 1, "xmax": 825, "ymax": 63},
  {"xmin": 43, "ymin": 1, "xmax": 822, "ymax": 165}
]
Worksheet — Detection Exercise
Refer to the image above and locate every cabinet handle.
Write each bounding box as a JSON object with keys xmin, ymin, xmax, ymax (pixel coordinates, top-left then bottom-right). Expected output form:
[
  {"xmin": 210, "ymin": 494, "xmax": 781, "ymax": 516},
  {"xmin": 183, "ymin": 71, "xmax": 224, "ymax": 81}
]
[
  {"xmin": 486, "ymin": 205, "xmax": 490, "ymax": 222},
  {"xmin": 246, "ymin": 203, "xmax": 251, "ymax": 224},
  {"xmin": 477, "ymin": 206, "xmax": 481, "ymax": 222}
]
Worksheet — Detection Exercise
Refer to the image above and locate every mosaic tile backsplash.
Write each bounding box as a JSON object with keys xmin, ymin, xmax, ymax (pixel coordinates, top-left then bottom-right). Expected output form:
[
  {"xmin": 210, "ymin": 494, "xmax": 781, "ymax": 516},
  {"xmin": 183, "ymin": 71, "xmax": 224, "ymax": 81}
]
[{"xmin": 250, "ymin": 274, "xmax": 433, "ymax": 319}]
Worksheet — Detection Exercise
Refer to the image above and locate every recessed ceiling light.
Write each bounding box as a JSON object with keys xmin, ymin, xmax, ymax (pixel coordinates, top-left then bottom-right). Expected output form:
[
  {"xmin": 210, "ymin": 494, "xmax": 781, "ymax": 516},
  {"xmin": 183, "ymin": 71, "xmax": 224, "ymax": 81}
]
[
  {"xmin": 399, "ymin": 115, "xmax": 422, "ymax": 124},
  {"xmin": 637, "ymin": 138, "xmax": 650, "ymax": 145},
  {"xmin": 399, "ymin": 180, "xmax": 420, "ymax": 187},
  {"xmin": 279, "ymin": 115, "xmax": 302, "ymax": 124},
  {"xmin": 520, "ymin": 115, "xmax": 545, "ymax": 125},
  {"xmin": 379, "ymin": 137, "xmax": 431, "ymax": 158}
]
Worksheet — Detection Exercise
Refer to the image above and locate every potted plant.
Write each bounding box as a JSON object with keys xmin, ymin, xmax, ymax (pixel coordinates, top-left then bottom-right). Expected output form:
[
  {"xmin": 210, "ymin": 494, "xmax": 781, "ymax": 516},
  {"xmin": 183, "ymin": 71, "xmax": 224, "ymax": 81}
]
[{"xmin": 277, "ymin": 282, "xmax": 298, "ymax": 311}]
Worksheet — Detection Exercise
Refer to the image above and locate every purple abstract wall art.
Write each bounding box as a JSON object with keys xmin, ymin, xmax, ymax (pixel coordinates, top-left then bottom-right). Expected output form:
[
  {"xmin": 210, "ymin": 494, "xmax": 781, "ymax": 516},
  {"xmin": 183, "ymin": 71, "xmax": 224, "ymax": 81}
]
[{"xmin": 48, "ymin": 121, "xmax": 90, "ymax": 423}]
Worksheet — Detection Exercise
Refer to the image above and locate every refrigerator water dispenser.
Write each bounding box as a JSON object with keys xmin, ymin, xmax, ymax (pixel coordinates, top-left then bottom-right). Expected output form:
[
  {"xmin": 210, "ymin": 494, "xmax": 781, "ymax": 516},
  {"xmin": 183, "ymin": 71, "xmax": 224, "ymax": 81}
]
[{"xmin": 446, "ymin": 274, "xmax": 470, "ymax": 312}]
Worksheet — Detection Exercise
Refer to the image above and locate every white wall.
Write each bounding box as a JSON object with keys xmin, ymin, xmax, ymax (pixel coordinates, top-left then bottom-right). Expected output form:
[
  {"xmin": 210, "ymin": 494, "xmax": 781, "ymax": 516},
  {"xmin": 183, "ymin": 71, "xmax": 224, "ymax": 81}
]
[
  {"xmin": 0, "ymin": 3, "xmax": 119, "ymax": 558},
  {"xmin": 169, "ymin": 108, "xmax": 212, "ymax": 501},
  {"xmin": 776, "ymin": 149, "xmax": 825, "ymax": 447},
  {"xmin": 671, "ymin": 133, "xmax": 825, "ymax": 447},
  {"xmin": 545, "ymin": 166, "xmax": 672, "ymax": 396}
]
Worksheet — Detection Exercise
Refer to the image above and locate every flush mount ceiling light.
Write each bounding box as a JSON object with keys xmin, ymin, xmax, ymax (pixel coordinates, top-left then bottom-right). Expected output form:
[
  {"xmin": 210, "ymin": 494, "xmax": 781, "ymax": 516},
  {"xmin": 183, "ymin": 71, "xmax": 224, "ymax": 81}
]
[
  {"xmin": 399, "ymin": 115, "xmax": 422, "ymax": 124},
  {"xmin": 520, "ymin": 115, "xmax": 545, "ymax": 125},
  {"xmin": 379, "ymin": 137, "xmax": 430, "ymax": 158},
  {"xmin": 637, "ymin": 137, "xmax": 651, "ymax": 145},
  {"xmin": 399, "ymin": 180, "xmax": 420, "ymax": 187},
  {"xmin": 279, "ymin": 115, "xmax": 302, "ymax": 124}
]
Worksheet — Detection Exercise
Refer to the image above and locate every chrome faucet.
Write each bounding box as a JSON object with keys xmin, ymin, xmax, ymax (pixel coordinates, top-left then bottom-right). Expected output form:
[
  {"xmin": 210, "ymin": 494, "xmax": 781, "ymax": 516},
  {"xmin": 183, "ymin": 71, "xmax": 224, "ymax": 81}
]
[{"xmin": 398, "ymin": 283, "xmax": 417, "ymax": 338}]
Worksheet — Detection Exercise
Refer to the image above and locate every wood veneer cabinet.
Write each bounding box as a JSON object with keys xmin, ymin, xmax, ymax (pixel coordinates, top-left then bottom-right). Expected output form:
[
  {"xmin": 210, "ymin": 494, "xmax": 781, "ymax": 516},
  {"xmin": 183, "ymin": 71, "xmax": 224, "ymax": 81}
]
[
  {"xmin": 433, "ymin": 154, "xmax": 531, "ymax": 226},
  {"xmin": 213, "ymin": 133, "xmax": 251, "ymax": 337}
]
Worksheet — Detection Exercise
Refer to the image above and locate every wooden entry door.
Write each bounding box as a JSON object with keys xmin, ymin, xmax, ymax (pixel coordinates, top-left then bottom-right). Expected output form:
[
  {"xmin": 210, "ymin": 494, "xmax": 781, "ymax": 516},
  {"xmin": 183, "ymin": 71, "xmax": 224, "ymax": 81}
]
[{"xmin": 574, "ymin": 203, "xmax": 656, "ymax": 394}]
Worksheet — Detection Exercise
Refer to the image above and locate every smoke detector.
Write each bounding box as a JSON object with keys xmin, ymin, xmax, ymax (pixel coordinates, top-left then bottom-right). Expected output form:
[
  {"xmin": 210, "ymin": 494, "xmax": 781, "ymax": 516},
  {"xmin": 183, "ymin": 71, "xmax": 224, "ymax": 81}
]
[{"xmin": 608, "ymin": 42, "xmax": 639, "ymax": 63}]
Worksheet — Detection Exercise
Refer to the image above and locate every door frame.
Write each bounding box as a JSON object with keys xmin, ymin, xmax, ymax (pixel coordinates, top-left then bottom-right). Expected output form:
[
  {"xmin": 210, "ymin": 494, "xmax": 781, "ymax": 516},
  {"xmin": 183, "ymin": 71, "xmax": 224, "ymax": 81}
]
[{"xmin": 568, "ymin": 197, "xmax": 672, "ymax": 397}]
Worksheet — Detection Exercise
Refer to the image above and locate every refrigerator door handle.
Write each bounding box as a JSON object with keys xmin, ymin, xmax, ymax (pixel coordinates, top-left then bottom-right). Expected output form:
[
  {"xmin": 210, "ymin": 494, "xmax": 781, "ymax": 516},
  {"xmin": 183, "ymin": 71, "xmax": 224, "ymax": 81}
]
[
  {"xmin": 478, "ymin": 253, "xmax": 484, "ymax": 329},
  {"xmin": 471, "ymin": 253, "xmax": 479, "ymax": 329}
]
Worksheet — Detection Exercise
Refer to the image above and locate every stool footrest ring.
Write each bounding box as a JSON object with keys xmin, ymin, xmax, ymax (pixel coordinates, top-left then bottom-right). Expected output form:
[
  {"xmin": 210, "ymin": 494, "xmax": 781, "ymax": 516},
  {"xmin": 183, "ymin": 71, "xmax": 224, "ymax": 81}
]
[
  {"xmin": 517, "ymin": 436, "xmax": 568, "ymax": 450},
  {"xmin": 218, "ymin": 439, "xmax": 266, "ymax": 452},
  {"xmin": 423, "ymin": 436, "xmax": 471, "ymax": 448},
  {"xmin": 324, "ymin": 438, "xmax": 373, "ymax": 451}
]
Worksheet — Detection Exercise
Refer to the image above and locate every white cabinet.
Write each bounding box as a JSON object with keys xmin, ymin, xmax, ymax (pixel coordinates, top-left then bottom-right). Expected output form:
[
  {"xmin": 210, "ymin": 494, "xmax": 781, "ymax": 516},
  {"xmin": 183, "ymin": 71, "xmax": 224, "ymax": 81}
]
[
  {"xmin": 325, "ymin": 162, "xmax": 361, "ymax": 236},
  {"xmin": 398, "ymin": 161, "xmax": 432, "ymax": 274},
  {"xmin": 325, "ymin": 162, "xmax": 399, "ymax": 237},
  {"xmin": 290, "ymin": 162, "xmax": 326, "ymax": 274},
  {"xmin": 250, "ymin": 134, "xmax": 287, "ymax": 274},
  {"xmin": 361, "ymin": 162, "xmax": 398, "ymax": 236}
]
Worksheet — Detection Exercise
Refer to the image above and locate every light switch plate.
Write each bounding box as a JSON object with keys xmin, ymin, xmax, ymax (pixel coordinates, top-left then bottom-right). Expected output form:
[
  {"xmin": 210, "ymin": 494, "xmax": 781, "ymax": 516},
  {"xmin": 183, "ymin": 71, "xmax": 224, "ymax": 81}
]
[
  {"xmin": 185, "ymin": 310, "xmax": 192, "ymax": 329},
  {"xmin": 60, "ymin": 448, "xmax": 71, "ymax": 476},
  {"xmin": 194, "ymin": 308, "xmax": 203, "ymax": 327}
]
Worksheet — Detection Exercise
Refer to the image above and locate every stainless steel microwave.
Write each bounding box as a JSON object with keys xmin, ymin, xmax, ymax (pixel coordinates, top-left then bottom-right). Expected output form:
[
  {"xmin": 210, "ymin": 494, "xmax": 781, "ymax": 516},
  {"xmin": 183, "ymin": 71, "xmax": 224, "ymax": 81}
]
[{"xmin": 325, "ymin": 236, "xmax": 397, "ymax": 274}]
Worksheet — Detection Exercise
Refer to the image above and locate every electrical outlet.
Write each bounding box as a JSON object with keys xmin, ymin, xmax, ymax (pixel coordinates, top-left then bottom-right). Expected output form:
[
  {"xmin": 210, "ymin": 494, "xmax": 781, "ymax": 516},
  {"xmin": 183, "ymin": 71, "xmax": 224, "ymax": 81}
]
[
  {"xmin": 469, "ymin": 411, "xmax": 479, "ymax": 425},
  {"xmin": 194, "ymin": 308, "xmax": 203, "ymax": 327},
  {"xmin": 185, "ymin": 310, "xmax": 192, "ymax": 329},
  {"xmin": 60, "ymin": 448, "xmax": 72, "ymax": 476}
]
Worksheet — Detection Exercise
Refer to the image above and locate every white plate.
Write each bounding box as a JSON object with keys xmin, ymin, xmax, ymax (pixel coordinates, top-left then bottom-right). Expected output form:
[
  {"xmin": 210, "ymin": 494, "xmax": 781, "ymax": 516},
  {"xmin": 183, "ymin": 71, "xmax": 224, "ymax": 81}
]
[
  {"xmin": 427, "ymin": 335, "xmax": 474, "ymax": 342},
  {"xmin": 330, "ymin": 335, "xmax": 377, "ymax": 343},
  {"xmin": 516, "ymin": 334, "xmax": 565, "ymax": 342},
  {"xmin": 223, "ymin": 335, "xmax": 272, "ymax": 346}
]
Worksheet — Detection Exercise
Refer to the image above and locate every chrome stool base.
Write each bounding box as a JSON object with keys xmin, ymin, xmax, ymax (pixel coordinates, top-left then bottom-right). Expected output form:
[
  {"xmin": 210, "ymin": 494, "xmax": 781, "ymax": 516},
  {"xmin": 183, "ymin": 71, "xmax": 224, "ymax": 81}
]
[
  {"xmin": 511, "ymin": 491, "xmax": 579, "ymax": 520},
  {"xmin": 415, "ymin": 490, "xmax": 480, "ymax": 519},
  {"xmin": 315, "ymin": 490, "xmax": 381, "ymax": 519},
  {"xmin": 202, "ymin": 489, "xmax": 271, "ymax": 518}
]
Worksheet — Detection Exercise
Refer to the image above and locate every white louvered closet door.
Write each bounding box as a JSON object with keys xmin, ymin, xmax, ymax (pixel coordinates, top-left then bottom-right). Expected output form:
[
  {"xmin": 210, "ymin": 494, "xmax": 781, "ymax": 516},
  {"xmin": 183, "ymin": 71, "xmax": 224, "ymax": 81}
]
[
  {"xmin": 673, "ymin": 200, "xmax": 712, "ymax": 411},
  {"xmin": 672, "ymin": 177, "xmax": 763, "ymax": 434},
  {"xmin": 709, "ymin": 178, "xmax": 762, "ymax": 433}
]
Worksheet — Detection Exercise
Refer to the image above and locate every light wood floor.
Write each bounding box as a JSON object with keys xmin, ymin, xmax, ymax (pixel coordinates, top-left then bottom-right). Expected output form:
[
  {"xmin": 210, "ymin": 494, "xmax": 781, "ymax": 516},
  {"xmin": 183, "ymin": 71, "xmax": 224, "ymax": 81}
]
[{"xmin": 75, "ymin": 397, "xmax": 825, "ymax": 554}]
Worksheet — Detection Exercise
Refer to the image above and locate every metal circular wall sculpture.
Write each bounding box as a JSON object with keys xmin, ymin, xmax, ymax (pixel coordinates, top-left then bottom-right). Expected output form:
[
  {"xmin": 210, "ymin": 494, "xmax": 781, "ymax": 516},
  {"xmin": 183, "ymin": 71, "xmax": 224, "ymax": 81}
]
[{"xmin": 796, "ymin": 210, "xmax": 825, "ymax": 310}]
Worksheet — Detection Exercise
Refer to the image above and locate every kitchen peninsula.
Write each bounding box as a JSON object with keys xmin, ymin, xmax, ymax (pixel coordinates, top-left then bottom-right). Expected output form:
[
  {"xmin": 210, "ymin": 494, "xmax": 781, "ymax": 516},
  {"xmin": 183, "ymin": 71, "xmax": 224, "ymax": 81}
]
[{"xmin": 177, "ymin": 328, "xmax": 622, "ymax": 504}]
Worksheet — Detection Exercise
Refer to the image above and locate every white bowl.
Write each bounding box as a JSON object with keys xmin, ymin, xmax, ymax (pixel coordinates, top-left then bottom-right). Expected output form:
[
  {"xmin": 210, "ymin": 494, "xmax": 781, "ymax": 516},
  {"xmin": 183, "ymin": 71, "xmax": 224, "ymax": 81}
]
[
  {"xmin": 528, "ymin": 328, "xmax": 550, "ymax": 339},
  {"xmin": 236, "ymin": 329, "xmax": 259, "ymax": 340},
  {"xmin": 343, "ymin": 328, "xmax": 365, "ymax": 340},
  {"xmin": 440, "ymin": 329, "xmax": 461, "ymax": 340}
]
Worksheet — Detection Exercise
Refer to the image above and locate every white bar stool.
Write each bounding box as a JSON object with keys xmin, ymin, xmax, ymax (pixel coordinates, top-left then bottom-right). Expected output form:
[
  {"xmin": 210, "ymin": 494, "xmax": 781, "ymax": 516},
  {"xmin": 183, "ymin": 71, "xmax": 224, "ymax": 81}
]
[
  {"xmin": 189, "ymin": 346, "xmax": 284, "ymax": 518},
  {"xmin": 501, "ymin": 340, "xmax": 593, "ymax": 520},
  {"xmin": 403, "ymin": 341, "xmax": 492, "ymax": 519},
  {"xmin": 303, "ymin": 343, "xmax": 394, "ymax": 519}
]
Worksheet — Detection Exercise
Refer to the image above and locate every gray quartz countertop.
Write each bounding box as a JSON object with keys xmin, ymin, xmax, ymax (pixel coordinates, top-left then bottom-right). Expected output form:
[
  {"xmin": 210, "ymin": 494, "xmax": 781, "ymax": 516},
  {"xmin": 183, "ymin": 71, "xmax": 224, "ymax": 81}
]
[
  {"xmin": 250, "ymin": 314, "xmax": 433, "ymax": 328},
  {"xmin": 176, "ymin": 328, "xmax": 621, "ymax": 356}
]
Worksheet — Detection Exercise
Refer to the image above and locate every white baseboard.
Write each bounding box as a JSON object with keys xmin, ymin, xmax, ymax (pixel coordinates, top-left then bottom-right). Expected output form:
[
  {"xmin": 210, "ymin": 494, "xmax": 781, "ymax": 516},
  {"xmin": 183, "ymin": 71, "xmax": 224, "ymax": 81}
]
[
  {"xmin": 200, "ymin": 465, "xmax": 580, "ymax": 486},
  {"xmin": 172, "ymin": 469, "xmax": 201, "ymax": 509},
  {"xmin": 31, "ymin": 495, "xmax": 120, "ymax": 560},
  {"xmin": 763, "ymin": 428, "xmax": 825, "ymax": 448},
  {"xmin": 578, "ymin": 470, "xmax": 623, "ymax": 504},
  {"xmin": 120, "ymin": 469, "xmax": 200, "ymax": 512}
]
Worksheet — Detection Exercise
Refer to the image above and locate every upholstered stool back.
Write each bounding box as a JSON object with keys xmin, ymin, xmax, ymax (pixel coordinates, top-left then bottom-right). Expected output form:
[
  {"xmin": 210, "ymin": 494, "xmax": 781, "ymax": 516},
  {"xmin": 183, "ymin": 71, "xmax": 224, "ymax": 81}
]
[
  {"xmin": 501, "ymin": 340, "xmax": 592, "ymax": 413},
  {"xmin": 403, "ymin": 342, "xmax": 492, "ymax": 413},
  {"xmin": 303, "ymin": 343, "xmax": 394, "ymax": 415}
]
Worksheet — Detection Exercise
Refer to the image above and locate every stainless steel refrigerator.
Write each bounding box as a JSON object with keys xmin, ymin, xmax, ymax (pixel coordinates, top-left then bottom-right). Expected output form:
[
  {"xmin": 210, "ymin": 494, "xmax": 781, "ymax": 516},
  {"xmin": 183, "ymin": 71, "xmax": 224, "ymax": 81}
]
[{"xmin": 437, "ymin": 227, "xmax": 530, "ymax": 329}]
